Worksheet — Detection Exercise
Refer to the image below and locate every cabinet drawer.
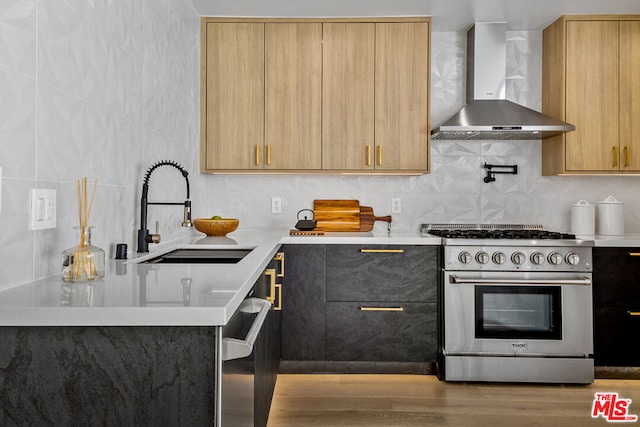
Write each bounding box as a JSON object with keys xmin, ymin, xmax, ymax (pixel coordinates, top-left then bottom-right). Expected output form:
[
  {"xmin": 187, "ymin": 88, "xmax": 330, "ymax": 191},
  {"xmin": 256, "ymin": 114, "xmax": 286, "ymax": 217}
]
[
  {"xmin": 594, "ymin": 306, "xmax": 640, "ymax": 367},
  {"xmin": 593, "ymin": 247, "xmax": 640, "ymax": 306},
  {"xmin": 326, "ymin": 245, "xmax": 438, "ymax": 302},
  {"xmin": 325, "ymin": 302, "xmax": 436, "ymax": 362}
]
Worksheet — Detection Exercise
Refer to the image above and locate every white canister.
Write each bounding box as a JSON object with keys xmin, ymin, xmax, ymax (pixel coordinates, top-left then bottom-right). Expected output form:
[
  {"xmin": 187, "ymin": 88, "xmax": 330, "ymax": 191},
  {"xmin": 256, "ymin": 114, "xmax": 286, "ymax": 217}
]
[
  {"xmin": 597, "ymin": 196, "xmax": 624, "ymax": 236},
  {"xmin": 571, "ymin": 200, "xmax": 595, "ymax": 236}
]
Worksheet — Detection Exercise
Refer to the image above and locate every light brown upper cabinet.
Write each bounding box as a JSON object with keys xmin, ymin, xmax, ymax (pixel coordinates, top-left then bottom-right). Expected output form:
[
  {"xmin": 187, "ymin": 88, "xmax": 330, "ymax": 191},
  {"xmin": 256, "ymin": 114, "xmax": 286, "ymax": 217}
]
[
  {"xmin": 542, "ymin": 16, "xmax": 640, "ymax": 175},
  {"xmin": 265, "ymin": 23, "xmax": 323, "ymax": 170},
  {"xmin": 201, "ymin": 22, "xmax": 264, "ymax": 170},
  {"xmin": 322, "ymin": 23, "xmax": 375, "ymax": 170},
  {"xmin": 200, "ymin": 17, "xmax": 431, "ymax": 175},
  {"xmin": 375, "ymin": 23, "xmax": 430, "ymax": 172}
]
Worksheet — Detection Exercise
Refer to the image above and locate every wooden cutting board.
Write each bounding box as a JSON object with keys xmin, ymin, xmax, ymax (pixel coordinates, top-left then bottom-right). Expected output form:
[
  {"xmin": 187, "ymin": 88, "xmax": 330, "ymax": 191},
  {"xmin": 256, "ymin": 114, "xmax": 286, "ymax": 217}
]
[
  {"xmin": 359, "ymin": 206, "xmax": 392, "ymax": 232},
  {"xmin": 313, "ymin": 200, "xmax": 360, "ymax": 232}
]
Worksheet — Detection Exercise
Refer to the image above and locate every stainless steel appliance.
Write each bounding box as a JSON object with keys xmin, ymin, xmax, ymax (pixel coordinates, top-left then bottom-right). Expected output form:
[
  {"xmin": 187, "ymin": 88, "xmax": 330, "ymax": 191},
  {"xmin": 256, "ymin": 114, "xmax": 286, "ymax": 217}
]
[
  {"xmin": 423, "ymin": 224, "xmax": 594, "ymax": 384},
  {"xmin": 430, "ymin": 23, "xmax": 575, "ymax": 141},
  {"xmin": 220, "ymin": 263, "xmax": 281, "ymax": 427}
]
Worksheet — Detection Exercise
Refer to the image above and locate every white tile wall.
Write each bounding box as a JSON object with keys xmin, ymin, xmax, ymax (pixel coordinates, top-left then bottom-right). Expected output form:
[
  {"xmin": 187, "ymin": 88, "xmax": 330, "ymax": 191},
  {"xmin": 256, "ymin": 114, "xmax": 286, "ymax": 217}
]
[
  {"xmin": 1, "ymin": 11, "xmax": 640, "ymax": 290},
  {"xmin": 0, "ymin": 0, "xmax": 199, "ymax": 289}
]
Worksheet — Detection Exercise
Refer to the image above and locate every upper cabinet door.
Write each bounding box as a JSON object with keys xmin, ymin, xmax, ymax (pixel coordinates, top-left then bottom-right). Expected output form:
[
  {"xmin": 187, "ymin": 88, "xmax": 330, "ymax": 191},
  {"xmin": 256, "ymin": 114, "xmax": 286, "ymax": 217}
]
[
  {"xmin": 203, "ymin": 23, "xmax": 265, "ymax": 170},
  {"xmin": 619, "ymin": 21, "xmax": 640, "ymax": 171},
  {"xmin": 265, "ymin": 23, "xmax": 322, "ymax": 170},
  {"xmin": 375, "ymin": 22, "xmax": 430, "ymax": 172},
  {"xmin": 565, "ymin": 20, "xmax": 619, "ymax": 172},
  {"xmin": 322, "ymin": 23, "xmax": 376, "ymax": 170}
]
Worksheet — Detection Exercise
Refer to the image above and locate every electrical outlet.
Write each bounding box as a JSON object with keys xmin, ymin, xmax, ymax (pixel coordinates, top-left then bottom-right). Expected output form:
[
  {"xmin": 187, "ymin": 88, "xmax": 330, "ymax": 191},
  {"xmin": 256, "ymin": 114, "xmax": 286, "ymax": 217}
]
[
  {"xmin": 30, "ymin": 189, "xmax": 57, "ymax": 230},
  {"xmin": 271, "ymin": 197, "xmax": 282, "ymax": 214},
  {"xmin": 391, "ymin": 197, "xmax": 402, "ymax": 214}
]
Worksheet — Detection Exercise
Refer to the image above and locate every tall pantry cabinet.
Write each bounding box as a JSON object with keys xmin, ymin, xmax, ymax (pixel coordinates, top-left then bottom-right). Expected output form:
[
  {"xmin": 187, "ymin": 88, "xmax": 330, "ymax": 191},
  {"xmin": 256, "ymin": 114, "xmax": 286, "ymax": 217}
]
[
  {"xmin": 542, "ymin": 16, "xmax": 640, "ymax": 175},
  {"xmin": 200, "ymin": 18, "xmax": 431, "ymax": 175}
]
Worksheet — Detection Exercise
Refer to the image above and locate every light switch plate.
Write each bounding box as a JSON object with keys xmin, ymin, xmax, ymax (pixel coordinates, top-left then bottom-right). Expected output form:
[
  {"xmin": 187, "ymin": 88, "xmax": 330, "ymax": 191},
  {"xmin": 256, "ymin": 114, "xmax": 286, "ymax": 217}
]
[{"xmin": 30, "ymin": 189, "xmax": 57, "ymax": 230}]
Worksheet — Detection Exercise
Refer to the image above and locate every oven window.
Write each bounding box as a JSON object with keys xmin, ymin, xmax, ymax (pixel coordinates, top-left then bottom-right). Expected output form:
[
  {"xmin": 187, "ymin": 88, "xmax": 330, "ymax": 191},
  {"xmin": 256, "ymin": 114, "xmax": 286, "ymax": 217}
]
[{"xmin": 475, "ymin": 286, "xmax": 562, "ymax": 340}]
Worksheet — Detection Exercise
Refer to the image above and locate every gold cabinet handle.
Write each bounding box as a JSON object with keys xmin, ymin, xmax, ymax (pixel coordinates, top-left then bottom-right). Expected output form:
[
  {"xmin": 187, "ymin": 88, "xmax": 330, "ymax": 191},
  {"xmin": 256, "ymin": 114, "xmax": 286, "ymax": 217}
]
[
  {"xmin": 625, "ymin": 146, "xmax": 630, "ymax": 167},
  {"xmin": 360, "ymin": 249, "xmax": 404, "ymax": 253},
  {"xmin": 275, "ymin": 252, "xmax": 284, "ymax": 278},
  {"xmin": 377, "ymin": 146, "xmax": 383, "ymax": 166},
  {"xmin": 359, "ymin": 307, "xmax": 404, "ymax": 312},
  {"xmin": 628, "ymin": 311, "xmax": 640, "ymax": 317},
  {"xmin": 366, "ymin": 145, "xmax": 371, "ymax": 166},
  {"xmin": 255, "ymin": 145, "xmax": 261, "ymax": 166},
  {"xmin": 266, "ymin": 144, "xmax": 271, "ymax": 166},
  {"xmin": 273, "ymin": 283, "xmax": 282, "ymax": 310},
  {"xmin": 264, "ymin": 268, "xmax": 281, "ymax": 310},
  {"xmin": 613, "ymin": 146, "xmax": 619, "ymax": 168},
  {"xmin": 628, "ymin": 253, "xmax": 640, "ymax": 257}
]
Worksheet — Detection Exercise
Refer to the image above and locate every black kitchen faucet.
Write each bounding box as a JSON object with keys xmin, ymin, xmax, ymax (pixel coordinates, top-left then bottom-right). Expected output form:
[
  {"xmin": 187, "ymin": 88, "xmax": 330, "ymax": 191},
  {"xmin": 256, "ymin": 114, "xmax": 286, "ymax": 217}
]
[{"xmin": 137, "ymin": 160, "xmax": 192, "ymax": 253}]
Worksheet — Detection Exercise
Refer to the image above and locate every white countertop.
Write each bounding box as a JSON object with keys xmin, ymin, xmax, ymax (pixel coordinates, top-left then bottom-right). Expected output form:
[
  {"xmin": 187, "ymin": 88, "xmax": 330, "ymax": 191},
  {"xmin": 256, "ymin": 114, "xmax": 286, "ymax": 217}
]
[
  {"xmin": 0, "ymin": 229, "xmax": 439, "ymax": 327},
  {"xmin": 3, "ymin": 228, "xmax": 638, "ymax": 327},
  {"xmin": 590, "ymin": 233, "xmax": 640, "ymax": 247}
]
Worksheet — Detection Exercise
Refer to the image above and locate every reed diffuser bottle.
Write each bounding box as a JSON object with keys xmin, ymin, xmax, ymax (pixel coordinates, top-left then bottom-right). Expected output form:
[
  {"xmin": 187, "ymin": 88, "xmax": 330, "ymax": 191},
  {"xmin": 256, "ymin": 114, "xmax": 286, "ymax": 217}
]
[{"xmin": 61, "ymin": 178, "xmax": 105, "ymax": 283}]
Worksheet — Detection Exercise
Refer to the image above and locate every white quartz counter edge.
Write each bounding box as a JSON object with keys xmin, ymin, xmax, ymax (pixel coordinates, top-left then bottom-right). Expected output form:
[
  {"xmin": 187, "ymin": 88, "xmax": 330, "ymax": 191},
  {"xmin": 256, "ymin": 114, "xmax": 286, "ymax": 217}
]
[
  {"xmin": 590, "ymin": 233, "xmax": 640, "ymax": 247},
  {"xmin": 0, "ymin": 230, "xmax": 440, "ymax": 327}
]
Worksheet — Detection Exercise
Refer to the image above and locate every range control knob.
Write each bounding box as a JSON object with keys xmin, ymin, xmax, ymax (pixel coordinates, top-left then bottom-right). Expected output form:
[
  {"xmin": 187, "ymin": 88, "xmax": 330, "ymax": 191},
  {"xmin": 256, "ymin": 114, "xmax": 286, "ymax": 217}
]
[
  {"xmin": 548, "ymin": 252, "xmax": 563, "ymax": 265},
  {"xmin": 458, "ymin": 251, "xmax": 473, "ymax": 264},
  {"xmin": 475, "ymin": 251, "xmax": 490, "ymax": 264},
  {"xmin": 565, "ymin": 252, "xmax": 580, "ymax": 266},
  {"xmin": 511, "ymin": 251, "xmax": 526, "ymax": 265},
  {"xmin": 530, "ymin": 252, "xmax": 545, "ymax": 265},
  {"xmin": 492, "ymin": 251, "xmax": 507, "ymax": 265}
]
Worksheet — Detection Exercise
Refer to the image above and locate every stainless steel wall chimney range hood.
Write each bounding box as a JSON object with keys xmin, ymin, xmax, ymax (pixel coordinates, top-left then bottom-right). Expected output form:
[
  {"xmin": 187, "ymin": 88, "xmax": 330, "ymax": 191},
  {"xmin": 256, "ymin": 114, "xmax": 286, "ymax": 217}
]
[{"xmin": 431, "ymin": 22, "xmax": 575, "ymax": 141}]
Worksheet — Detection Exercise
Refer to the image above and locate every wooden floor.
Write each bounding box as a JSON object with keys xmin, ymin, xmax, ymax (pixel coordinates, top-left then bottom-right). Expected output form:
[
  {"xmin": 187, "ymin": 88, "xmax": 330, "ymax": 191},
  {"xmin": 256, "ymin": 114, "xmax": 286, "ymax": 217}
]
[{"xmin": 267, "ymin": 374, "xmax": 640, "ymax": 426}]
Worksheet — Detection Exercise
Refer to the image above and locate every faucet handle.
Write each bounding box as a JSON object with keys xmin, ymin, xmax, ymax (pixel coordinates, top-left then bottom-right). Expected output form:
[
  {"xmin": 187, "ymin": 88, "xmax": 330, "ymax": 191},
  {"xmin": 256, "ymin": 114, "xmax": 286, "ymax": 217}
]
[{"xmin": 150, "ymin": 221, "xmax": 161, "ymax": 244}]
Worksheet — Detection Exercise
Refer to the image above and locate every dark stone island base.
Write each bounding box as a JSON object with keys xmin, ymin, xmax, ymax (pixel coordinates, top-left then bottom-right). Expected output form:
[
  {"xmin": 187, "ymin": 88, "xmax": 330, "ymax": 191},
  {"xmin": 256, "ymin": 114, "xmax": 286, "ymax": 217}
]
[{"xmin": 0, "ymin": 326, "xmax": 219, "ymax": 426}]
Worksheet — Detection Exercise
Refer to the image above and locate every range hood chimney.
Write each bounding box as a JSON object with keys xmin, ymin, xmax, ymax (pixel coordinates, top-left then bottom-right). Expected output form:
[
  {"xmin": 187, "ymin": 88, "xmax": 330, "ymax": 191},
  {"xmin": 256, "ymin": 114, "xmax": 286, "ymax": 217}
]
[{"xmin": 431, "ymin": 22, "xmax": 575, "ymax": 140}]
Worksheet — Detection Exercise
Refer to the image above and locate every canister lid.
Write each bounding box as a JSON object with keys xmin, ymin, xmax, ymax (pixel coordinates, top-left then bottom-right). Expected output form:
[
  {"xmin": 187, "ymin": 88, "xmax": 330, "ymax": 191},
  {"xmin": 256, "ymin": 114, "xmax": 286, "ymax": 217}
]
[
  {"xmin": 572, "ymin": 199, "xmax": 593, "ymax": 207},
  {"xmin": 598, "ymin": 196, "xmax": 623, "ymax": 205}
]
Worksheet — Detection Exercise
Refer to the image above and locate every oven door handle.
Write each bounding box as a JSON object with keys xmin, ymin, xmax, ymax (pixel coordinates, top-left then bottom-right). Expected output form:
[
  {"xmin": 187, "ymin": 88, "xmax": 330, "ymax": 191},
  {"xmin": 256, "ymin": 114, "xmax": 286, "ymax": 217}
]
[
  {"xmin": 222, "ymin": 297, "xmax": 271, "ymax": 361},
  {"xmin": 449, "ymin": 276, "xmax": 591, "ymax": 286}
]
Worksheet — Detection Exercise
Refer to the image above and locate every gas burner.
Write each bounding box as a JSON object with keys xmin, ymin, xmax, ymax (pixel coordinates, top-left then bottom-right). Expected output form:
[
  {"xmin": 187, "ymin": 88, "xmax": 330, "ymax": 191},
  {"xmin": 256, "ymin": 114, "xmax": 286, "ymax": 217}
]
[{"xmin": 427, "ymin": 228, "xmax": 576, "ymax": 240}]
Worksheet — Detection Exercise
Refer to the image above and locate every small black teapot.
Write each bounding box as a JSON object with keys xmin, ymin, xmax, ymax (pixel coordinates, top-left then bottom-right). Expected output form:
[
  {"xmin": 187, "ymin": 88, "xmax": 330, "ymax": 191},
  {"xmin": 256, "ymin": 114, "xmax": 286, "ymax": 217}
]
[{"xmin": 295, "ymin": 209, "xmax": 317, "ymax": 231}]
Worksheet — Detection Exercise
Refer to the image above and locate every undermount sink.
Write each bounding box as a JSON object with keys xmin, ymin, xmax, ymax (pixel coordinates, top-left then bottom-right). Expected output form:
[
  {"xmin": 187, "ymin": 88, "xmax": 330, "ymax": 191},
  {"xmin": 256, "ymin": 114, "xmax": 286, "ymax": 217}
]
[{"xmin": 142, "ymin": 248, "xmax": 254, "ymax": 264}]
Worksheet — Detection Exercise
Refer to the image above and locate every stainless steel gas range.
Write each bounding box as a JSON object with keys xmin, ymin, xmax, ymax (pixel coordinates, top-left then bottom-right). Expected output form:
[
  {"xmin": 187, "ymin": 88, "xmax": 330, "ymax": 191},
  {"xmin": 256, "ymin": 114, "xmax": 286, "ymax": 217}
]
[{"xmin": 422, "ymin": 224, "xmax": 594, "ymax": 384}]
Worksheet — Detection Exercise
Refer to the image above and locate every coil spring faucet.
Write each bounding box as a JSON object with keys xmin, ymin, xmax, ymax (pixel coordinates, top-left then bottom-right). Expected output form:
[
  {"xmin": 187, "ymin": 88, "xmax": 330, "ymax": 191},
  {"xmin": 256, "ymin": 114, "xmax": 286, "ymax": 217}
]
[{"xmin": 137, "ymin": 160, "xmax": 192, "ymax": 253}]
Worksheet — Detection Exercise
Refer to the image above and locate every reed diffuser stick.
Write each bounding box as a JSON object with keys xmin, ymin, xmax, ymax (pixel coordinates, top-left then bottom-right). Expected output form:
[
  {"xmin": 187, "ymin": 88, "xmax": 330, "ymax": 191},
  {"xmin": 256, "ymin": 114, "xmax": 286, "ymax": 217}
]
[{"xmin": 69, "ymin": 177, "xmax": 99, "ymax": 281}]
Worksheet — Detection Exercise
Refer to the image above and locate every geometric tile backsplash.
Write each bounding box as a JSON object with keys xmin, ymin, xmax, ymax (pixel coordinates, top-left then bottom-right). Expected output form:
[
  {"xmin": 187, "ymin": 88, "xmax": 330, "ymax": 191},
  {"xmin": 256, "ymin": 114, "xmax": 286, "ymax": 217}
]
[{"xmin": 1, "ymin": 3, "xmax": 639, "ymax": 290}]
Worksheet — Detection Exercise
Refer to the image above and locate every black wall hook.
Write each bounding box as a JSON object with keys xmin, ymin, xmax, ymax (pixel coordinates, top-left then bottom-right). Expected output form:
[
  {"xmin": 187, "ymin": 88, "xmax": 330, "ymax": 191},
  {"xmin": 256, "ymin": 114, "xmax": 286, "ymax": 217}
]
[{"xmin": 483, "ymin": 162, "xmax": 518, "ymax": 183}]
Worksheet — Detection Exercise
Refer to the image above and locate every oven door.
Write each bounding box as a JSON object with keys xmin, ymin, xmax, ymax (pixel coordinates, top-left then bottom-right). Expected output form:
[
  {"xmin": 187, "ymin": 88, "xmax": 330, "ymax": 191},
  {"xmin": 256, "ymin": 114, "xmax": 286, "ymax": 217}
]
[{"xmin": 443, "ymin": 271, "xmax": 593, "ymax": 356}]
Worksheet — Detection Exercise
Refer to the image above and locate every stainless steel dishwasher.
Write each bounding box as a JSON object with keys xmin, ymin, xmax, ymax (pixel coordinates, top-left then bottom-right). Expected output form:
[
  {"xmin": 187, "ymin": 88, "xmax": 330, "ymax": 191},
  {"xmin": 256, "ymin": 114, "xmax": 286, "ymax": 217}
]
[{"xmin": 220, "ymin": 264, "xmax": 282, "ymax": 427}]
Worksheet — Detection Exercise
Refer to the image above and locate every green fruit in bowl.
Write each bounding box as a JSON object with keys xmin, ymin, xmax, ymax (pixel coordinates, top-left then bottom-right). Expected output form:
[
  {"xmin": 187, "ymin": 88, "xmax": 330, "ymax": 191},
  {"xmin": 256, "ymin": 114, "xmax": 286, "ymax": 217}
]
[{"xmin": 211, "ymin": 215, "xmax": 223, "ymax": 220}]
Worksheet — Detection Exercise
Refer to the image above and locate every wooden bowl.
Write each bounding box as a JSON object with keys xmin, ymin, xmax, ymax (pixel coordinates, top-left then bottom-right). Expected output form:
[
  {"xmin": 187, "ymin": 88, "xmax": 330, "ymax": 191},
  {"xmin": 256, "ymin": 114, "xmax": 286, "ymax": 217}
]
[{"xmin": 193, "ymin": 218, "xmax": 239, "ymax": 236}]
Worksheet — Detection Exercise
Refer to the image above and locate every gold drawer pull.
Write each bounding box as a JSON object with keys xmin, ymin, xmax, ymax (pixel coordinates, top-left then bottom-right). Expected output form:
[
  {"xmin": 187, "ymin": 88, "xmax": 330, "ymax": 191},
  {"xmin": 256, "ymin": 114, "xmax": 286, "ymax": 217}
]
[
  {"xmin": 359, "ymin": 307, "xmax": 404, "ymax": 312},
  {"xmin": 360, "ymin": 249, "xmax": 404, "ymax": 253},
  {"xmin": 265, "ymin": 268, "xmax": 281, "ymax": 310},
  {"xmin": 613, "ymin": 146, "xmax": 619, "ymax": 168},
  {"xmin": 628, "ymin": 253, "xmax": 640, "ymax": 257},
  {"xmin": 628, "ymin": 311, "xmax": 640, "ymax": 317},
  {"xmin": 275, "ymin": 252, "xmax": 285, "ymax": 278}
]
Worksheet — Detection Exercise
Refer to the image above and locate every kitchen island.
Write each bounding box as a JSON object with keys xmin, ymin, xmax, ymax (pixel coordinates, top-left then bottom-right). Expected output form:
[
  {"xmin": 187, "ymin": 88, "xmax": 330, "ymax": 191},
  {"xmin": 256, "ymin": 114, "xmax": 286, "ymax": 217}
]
[{"xmin": 0, "ymin": 229, "xmax": 440, "ymax": 426}]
